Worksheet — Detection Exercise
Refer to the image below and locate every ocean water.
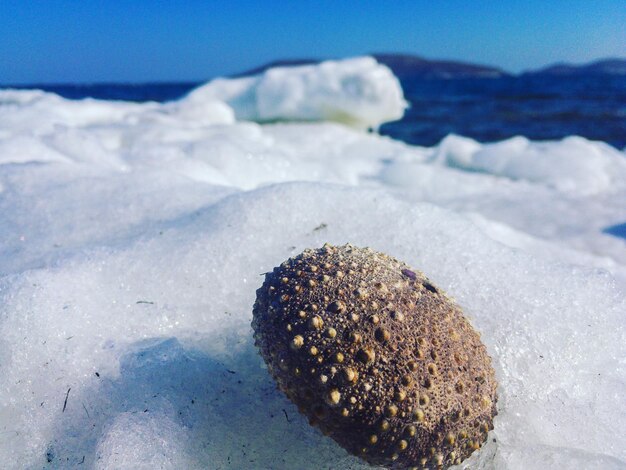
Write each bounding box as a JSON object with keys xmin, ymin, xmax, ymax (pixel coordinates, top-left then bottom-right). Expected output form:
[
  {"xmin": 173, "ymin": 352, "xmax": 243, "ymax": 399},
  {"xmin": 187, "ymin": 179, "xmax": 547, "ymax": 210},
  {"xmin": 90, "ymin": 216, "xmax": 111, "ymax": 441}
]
[
  {"xmin": 382, "ymin": 75, "xmax": 626, "ymax": 148},
  {"xmin": 1, "ymin": 58, "xmax": 625, "ymax": 470},
  {"xmin": 13, "ymin": 74, "xmax": 626, "ymax": 148}
]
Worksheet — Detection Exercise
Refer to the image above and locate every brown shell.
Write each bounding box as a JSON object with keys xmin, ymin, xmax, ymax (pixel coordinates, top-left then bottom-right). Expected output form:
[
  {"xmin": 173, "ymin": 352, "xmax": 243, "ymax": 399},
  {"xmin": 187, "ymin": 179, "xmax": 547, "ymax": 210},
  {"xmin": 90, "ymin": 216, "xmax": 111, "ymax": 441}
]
[{"xmin": 252, "ymin": 244, "xmax": 497, "ymax": 469}]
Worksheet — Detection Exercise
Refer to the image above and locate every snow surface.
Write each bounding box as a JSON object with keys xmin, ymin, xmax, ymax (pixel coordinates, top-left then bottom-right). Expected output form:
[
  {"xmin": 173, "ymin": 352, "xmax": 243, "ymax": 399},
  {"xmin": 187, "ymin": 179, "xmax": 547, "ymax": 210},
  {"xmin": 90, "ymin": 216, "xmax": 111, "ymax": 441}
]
[
  {"xmin": 184, "ymin": 57, "xmax": 407, "ymax": 129},
  {"xmin": 0, "ymin": 57, "xmax": 625, "ymax": 470}
]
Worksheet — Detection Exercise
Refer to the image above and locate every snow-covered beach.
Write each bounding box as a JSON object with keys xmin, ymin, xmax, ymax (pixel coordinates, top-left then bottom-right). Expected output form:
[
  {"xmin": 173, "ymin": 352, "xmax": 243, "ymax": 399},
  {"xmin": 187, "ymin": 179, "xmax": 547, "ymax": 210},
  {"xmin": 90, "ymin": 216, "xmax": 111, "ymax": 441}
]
[{"xmin": 1, "ymin": 57, "xmax": 624, "ymax": 469}]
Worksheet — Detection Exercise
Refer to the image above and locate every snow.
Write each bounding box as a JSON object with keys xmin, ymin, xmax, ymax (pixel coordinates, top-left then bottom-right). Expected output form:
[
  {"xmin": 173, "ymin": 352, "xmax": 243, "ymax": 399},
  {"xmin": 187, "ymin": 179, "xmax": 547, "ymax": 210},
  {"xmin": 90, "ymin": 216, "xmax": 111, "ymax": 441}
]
[
  {"xmin": 0, "ymin": 57, "xmax": 625, "ymax": 470},
  {"xmin": 184, "ymin": 57, "xmax": 407, "ymax": 129},
  {"xmin": 433, "ymin": 134, "xmax": 626, "ymax": 195}
]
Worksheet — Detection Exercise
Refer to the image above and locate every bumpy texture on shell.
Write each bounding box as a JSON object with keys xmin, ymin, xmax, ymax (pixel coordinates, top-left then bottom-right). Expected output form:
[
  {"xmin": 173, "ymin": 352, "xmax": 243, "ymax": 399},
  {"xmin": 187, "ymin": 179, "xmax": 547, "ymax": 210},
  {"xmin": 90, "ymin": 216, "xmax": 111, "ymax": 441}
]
[{"xmin": 252, "ymin": 244, "xmax": 497, "ymax": 469}]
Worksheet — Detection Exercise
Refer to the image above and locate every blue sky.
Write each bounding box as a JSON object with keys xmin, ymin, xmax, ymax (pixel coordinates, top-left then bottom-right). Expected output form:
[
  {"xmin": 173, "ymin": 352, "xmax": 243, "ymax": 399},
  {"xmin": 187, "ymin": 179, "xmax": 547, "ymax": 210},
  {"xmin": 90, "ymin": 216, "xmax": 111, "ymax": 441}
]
[{"xmin": 1, "ymin": 0, "xmax": 624, "ymax": 84}]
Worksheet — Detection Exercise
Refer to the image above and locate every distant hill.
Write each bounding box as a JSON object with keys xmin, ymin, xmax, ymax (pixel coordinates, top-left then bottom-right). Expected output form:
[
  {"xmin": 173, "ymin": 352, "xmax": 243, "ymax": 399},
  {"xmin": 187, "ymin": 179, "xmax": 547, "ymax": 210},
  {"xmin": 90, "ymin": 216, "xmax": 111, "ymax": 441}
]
[
  {"xmin": 235, "ymin": 55, "xmax": 626, "ymax": 80},
  {"xmin": 372, "ymin": 54, "xmax": 508, "ymax": 79},
  {"xmin": 232, "ymin": 59, "xmax": 319, "ymax": 77},
  {"xmin": 524, "ymin": 58, "xmax": 626, "ymax": 76},
  {"xmin": 234, "ymin": 53, "xmax": 508, "ymax": 79}
]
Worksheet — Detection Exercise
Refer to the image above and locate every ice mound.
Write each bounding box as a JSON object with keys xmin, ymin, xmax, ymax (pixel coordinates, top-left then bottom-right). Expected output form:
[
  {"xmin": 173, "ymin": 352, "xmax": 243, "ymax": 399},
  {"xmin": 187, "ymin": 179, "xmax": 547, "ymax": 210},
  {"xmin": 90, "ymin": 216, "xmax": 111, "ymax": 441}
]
[
  {"xmin": 0, "ymin": 88, "xmax": 234, "ymax": 143},
  {"xmin": 433, "ymin": 134, "xmax": 626, "ymax": 195},
  {"xmin": 183, "ymin": 57, "xmax": 408, "ymax": 129},
  {"xmin": 1, "ymin": 185, "xmax": 624, "ymax": 470},
  {"xmin": 1, "ymin": 59, "xmax": 625, "ymax": 469}
]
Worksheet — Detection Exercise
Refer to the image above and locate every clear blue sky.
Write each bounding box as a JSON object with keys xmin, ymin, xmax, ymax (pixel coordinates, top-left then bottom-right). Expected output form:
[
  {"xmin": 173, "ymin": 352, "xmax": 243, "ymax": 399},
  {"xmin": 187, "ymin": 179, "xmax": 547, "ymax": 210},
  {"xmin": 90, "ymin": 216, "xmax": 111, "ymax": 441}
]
[{"xmin": 1, "ymin": 0, "xmax": 624, "ymax": 84}]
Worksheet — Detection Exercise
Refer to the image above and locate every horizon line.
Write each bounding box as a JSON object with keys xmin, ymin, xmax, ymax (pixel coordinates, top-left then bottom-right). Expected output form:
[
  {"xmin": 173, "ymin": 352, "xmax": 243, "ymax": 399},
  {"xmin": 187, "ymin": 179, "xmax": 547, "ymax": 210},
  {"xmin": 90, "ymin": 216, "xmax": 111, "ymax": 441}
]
[{"xmin": 2, "ymin": 53, "xmax": 624, "ymax": 88}]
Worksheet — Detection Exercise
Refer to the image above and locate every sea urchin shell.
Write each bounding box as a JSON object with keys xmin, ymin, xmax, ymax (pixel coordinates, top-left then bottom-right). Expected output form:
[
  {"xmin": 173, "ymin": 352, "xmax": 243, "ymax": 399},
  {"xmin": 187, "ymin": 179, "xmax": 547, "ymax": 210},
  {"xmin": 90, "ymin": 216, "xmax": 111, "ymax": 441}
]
[{"xmin": 252, "ymin": 244, "xmax": 497, "ymax": 469}]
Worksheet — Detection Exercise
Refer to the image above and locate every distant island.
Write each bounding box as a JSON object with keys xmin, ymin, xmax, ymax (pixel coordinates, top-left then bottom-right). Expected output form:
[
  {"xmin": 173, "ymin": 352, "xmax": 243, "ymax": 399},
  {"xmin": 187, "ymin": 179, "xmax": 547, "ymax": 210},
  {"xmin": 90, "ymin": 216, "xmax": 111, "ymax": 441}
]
[
  {"xmin": 236, "ymin": 54, "xmax": 626, "ymax": 80},
  {"xmin": 235, "ymin": 54, "xmax": 508, "ymax": 79},
  {"xmin": 523, "ymin": 58, "xmax": 626, "ymax": 76},
  {"xmin": 372, "ymin": 54, "xmax": 508, "ymax": 79}
]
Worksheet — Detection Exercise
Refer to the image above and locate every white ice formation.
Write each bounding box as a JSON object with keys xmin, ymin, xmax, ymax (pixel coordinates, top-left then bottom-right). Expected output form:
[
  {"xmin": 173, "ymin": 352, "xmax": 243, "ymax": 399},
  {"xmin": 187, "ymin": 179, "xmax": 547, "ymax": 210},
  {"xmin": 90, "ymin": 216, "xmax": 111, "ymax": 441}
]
[
  {"xmin": 0, "ymin": 57, "xmax": 624, "ymax": 470},
  {"xmin": 183, "ymin": 56, "xmax": 407, "ymax": 129}
]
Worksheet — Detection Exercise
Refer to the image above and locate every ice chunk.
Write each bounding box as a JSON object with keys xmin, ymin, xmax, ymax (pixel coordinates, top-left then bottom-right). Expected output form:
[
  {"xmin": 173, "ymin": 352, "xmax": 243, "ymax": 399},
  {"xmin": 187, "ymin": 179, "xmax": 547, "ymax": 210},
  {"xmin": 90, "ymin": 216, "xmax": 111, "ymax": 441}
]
[
  {"xmin": 0, "ymin": 89, "xmax": 152, "ymax": 137},
  {"xmin": 0, "ymin": 88, "xmax": 234, "ymax": 142},
  {"xmin": 183, "ymin": 57, "xmax": 408, "ymax": 129},
  {"xmin": 433, "ymin": 134, "xmax": 626, "ymax": 194}
]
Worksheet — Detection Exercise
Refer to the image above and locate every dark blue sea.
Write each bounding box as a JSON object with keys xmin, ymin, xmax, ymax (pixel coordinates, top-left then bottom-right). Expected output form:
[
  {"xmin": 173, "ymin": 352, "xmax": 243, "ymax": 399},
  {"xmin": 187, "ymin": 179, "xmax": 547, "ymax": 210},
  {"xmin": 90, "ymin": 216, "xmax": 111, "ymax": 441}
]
[{"xmin": 11, "ymin": 75, "xmax": 626, "ymax": 149}]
